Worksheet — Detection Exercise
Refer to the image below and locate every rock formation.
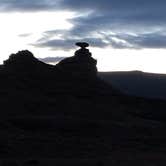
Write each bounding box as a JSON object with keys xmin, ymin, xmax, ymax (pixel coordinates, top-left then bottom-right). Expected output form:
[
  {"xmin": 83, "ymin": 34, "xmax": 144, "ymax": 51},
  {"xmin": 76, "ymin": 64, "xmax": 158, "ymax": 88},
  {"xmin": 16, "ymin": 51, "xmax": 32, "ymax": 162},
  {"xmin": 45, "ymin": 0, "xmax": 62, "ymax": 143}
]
[
  {"xmin": 3, "ymin": 43, "xmax": 97, "ymax": 77},
  {"xmin": 3, "ymin": 50, "xmax": 53, "ymax": 74},
  {"xmin": 0, "ymin": 42, "xmax": 166, "ymax": 165},
  {"xmin": 56, "ymin": 42, "xmax": 97, "ymax": 77},
  {"xmin": 1, "ymin": 42, "xmax": 120, "ymax": 97},
  {"xmin": 4, "ymin": 50, "xmax": 37, "ymax": 69}
]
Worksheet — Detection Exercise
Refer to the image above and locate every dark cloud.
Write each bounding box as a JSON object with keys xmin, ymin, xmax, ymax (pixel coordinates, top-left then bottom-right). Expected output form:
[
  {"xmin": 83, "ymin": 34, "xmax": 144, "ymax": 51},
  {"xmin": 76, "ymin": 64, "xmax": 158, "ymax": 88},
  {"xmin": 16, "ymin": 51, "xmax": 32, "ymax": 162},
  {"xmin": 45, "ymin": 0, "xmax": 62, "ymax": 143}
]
[
  {"xmin": 33, "ymin": 37, "xmax": 110, "ymax": 50},
  {"xmin": 35, "ymin": 28, "xmax": 166, "ymax": 50},
  {"xmin": 33, "ymin": 0, "xmax": 166, "ymax": 50},
  {"xmin": 1, "ymin": 0, "xmax": 166, "ymax": 50},
  {"xmin": 0, "ymin": 0, "xmax": 162, "ymax": 12},
  {"xmin": 62, "ymin": 0, "xmax": 166, "ymax": 19},
  {"xmin": 34, "ymin": 39, "xmax": 75, "ymax": 51},
  {"xmin": 1, "ymin": 0, "xmax": 166, "ymax": 25},
  {"xmin": 61, "ymin": 0, "xmax": 166, "ymax": 26},
  {"xmin": 124, "ymin": 33, "xmax": 166, "ymax": 49},
  {"xmin": 0, "ymin": 0, "xmax": 60, "ymax": 12}
]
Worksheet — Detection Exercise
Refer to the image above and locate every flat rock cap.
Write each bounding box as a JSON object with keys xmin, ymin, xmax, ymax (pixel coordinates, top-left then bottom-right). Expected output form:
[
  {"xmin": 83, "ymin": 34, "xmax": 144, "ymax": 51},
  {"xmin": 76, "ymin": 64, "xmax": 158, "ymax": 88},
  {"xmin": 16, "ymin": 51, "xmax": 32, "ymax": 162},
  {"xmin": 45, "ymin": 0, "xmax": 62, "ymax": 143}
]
[{"xmin": 76, "ymin": 42, "xmax": 89, "ymax": 48}]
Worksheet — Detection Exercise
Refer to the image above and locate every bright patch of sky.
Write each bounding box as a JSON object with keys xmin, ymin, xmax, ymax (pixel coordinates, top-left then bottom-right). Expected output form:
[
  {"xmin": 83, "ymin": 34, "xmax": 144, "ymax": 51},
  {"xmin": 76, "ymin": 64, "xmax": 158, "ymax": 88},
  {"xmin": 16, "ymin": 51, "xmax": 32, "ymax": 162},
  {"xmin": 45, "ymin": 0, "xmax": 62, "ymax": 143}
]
[{"xmin": 0, "ymin": 12, "xmax": 74, "ymax": 59}]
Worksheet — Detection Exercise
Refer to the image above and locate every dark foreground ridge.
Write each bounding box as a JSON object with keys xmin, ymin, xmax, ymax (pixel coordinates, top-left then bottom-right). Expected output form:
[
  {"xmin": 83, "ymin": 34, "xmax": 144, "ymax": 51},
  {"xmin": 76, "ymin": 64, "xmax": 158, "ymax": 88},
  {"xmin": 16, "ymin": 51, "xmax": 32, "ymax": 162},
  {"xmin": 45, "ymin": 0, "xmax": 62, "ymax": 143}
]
[{"xmin": 1, "ymin": 43, "xmax": 166, "ymax": 165}]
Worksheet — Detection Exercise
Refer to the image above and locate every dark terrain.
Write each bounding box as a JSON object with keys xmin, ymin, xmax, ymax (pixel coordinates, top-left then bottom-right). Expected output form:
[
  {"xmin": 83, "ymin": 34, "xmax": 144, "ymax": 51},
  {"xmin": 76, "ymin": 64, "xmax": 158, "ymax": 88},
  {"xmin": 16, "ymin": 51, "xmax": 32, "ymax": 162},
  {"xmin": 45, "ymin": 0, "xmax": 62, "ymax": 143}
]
[
  {"xmin": 1, "ymin": 43, "xmax": 166, "ymax": 165},
  {"xmin": 99, "ymin": 71, "xmax": 166, "ymax": 100}
]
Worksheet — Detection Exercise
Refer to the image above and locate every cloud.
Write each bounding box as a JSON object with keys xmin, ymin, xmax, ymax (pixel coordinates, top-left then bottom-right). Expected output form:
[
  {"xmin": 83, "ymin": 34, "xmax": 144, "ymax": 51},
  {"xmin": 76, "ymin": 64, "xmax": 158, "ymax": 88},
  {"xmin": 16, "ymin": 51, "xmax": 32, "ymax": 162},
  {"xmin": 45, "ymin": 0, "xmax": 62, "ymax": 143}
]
[
  {"xmin": 61, "ymin": 0, "xmax": 166, "ymax": 27},
  {"xmin": 34, "ymin": 39, "xmax": 75, "ymax": 50},
  {"xmin": 34, "ymin": 28, "xmax": 166, "ymax": 50},
  {"xmin": 125, "ymin": 33, "xmax": 166, "ymax": 49},
  {"xmin": 1, "ymin": 0, "xmax": 166, "ymax": 25},
  {"xmin": 31, "ymin": 0, "xmax": 166, "ymax": 50},
  {"xmin": 39, "ymin": 56, "xmax": 65, "ymax": 63},
  {"xmin": 0, "ymin": 0, "xmax": 61, "ymax": 12},
  {"xmin": 33, "ymin": 37, "xmax": 110, "ymax": 50},
  {"xmin": 18, "ymin": 33, "xmax": 32, "ymax": 37},
  {"xmin": 1, "ymin": 0, "xmax": 166, "ymax": 50}
]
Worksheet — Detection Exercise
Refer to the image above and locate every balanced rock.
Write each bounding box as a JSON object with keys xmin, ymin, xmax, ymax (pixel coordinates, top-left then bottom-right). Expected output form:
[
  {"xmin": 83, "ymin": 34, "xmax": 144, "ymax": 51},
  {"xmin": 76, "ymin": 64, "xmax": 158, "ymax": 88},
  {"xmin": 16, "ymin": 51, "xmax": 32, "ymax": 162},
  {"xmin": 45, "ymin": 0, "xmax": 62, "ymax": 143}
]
[
  {"xmin": 76, "ymin": 42, "xmax": 89, "ymax": 48},
  {"xmin": 56, "ymin": 42, "xmax": 97, "ymax": 77}
]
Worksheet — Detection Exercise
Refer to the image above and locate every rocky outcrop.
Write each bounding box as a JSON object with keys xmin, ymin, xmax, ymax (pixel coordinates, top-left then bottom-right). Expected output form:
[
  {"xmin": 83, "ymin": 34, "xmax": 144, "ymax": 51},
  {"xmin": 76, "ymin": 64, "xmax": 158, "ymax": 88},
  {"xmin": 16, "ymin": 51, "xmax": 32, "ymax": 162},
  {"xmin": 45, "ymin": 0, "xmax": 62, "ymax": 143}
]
[
  {"xmin": 1, "ymin": 42, "xmax": 120, "ymax": 97},
  {"xmin": 3, "ymin": 50, "xmax": 53, "ymax": 74},
  {"xmin": 4, "ymin": 50, "xmax": 37, "ymax": 70},
  {"xmin": 3, "ymin": 43, "xmax": 97, "ymax": 78},
  {"xmin": 56, "ymin": 42, "xmax": 97, "ymax": 77}
]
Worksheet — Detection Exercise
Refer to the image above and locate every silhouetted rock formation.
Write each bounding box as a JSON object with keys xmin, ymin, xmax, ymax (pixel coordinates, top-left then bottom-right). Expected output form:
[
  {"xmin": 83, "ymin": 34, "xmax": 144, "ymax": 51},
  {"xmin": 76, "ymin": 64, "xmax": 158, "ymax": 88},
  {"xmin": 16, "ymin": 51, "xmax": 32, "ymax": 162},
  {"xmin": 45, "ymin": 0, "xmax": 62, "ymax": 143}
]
[
  {"xmin": 57, "ymin": 42, "xmax": 97, "ymax": 77},
  {"xmin": 1, "ymin": 42, "xmax": 166, "ymax": 165},
  {"xmin": 1, "ymin": 43, "xmax": 119, "ymax": 99},
  {"xmin": 3, "ymin": 50, "xmax": 53, "ymax": 74},
  {"xmin": 4, "ymin": 50, "xmax": 37, "ymax": 71},
  {"xmin": 3, "ymin": 43, "xmax": 97, "ymax": 77}
]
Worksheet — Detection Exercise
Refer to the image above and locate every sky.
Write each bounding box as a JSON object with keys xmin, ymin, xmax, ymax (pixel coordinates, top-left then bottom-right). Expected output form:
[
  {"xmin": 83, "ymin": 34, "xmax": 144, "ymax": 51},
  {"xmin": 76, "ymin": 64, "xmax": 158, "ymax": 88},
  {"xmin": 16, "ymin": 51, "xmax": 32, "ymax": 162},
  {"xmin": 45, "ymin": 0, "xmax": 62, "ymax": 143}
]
[{"xmin": 0, "ymin": 0, "xmax": 166, "ymax": 73}]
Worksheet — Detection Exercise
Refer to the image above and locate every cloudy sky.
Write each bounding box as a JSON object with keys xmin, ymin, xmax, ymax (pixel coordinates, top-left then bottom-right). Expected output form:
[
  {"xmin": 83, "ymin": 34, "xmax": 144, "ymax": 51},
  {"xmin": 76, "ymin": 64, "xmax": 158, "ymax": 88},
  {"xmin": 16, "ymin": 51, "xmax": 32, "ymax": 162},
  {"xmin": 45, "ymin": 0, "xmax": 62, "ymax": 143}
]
[{"xmin": 0, "ymin": 0, "xmax": 166, "ymax": 73}]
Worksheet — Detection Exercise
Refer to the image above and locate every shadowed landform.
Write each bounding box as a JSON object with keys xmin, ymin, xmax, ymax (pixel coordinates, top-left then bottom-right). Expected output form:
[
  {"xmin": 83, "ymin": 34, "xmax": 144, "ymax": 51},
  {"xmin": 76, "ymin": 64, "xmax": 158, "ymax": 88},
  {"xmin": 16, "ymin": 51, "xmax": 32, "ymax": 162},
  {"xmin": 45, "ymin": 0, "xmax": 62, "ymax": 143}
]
[
  {"xmin": 1, "ymin": 43, "xmax": 166, "ymax": 165},
  {"xmin": 99, "ymin": 71, "xmax": 166, "ymax": 100}
]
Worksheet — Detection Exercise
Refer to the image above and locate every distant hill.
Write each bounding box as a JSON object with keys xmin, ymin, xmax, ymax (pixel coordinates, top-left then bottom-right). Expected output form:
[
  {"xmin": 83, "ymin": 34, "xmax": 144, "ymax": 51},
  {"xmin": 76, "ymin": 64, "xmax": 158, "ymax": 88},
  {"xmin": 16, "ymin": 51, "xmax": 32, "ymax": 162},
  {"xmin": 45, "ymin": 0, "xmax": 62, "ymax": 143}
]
[{"xmin": 99, "ymin": 71, "xmax": 166, "ymax": 100}]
